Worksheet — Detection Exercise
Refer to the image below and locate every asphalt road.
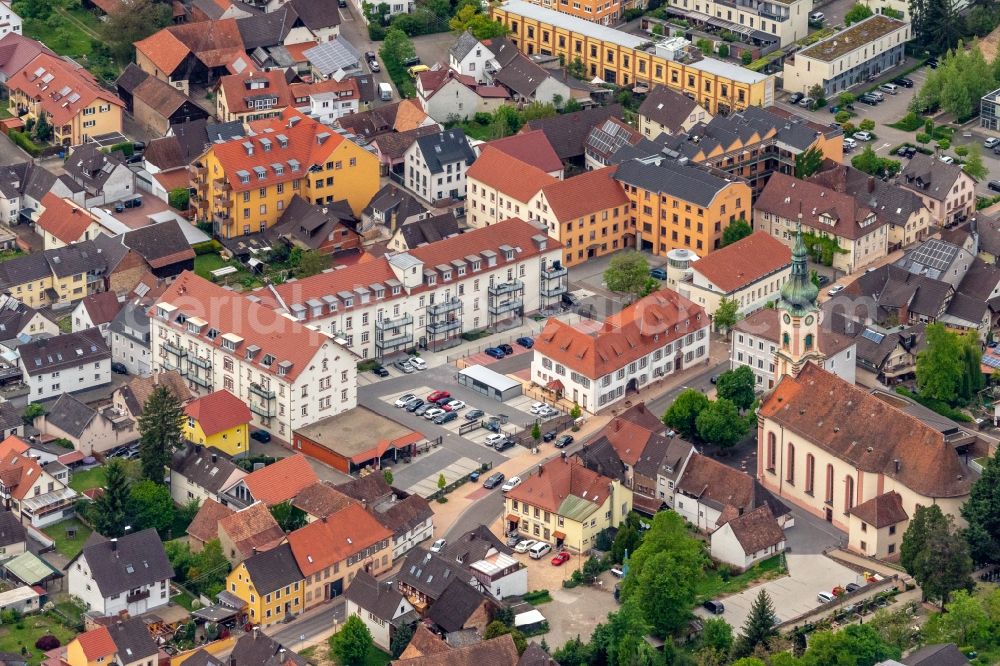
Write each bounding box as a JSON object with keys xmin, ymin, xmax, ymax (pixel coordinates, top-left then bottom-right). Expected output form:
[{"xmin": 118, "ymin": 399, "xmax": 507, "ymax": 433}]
[{"xmin": 268, "ymin": 599, "xmax": 346, "ymax": 650}]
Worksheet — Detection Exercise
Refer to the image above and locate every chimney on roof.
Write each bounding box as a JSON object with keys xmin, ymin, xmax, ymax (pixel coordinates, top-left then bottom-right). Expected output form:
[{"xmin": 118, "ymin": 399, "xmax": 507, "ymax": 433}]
[
  {"xmin": 252, "ymin": 546, "xmax": 258, "ymax": 555},
  {"xmin": 867, "ymin": 176, "xmax": 875, "ymax": 193},
  {"xmin": 538, "ymin": 464, "xmax": 543, "ymax": 476},
  {"xmin": 894, "ymin": 458, "xmax": 900, "ymax": 473},
  {"xmin": 211, "ymin": 453, "xmax": 217, "ymax": 464},
  {"xmin": 362, "ymin": 498, "xmax": 367, "ymax": 509}
]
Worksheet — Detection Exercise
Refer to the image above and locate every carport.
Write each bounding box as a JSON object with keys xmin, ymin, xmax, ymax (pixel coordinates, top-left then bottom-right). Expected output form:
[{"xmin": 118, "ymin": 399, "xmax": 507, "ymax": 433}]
[{"xmin": 458, "ymin": 365, "xmax": 522, "ymax": 402}]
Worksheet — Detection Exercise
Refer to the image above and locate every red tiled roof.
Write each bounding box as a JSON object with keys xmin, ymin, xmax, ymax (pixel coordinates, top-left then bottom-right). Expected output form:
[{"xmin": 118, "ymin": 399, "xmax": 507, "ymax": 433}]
[
  {"xmin": 690, "ymin": 231, "xmax": 791, "ymax": 293},
  {"xmin": 761, "ymin": 363, "xmax": 972, "ymax": 498},
  {"xmin": 135, "ymin": 19, "xmax": 244, "ymax": 75},
  {"xmin": 505, "ymin": 457, "xmax": 615, "ymax": 514},
  {"xmin": 722, "ymin": 504, "xmax": 785, "ymax": 555},
  {"xmin": 0, "ymin": 436, "xmax": 29, "ymax": 458},
  {"xmin": 81, "ymin": 292, "xmax": 122, "ymax": 328},
  {"xmin": 486, "ymin": 129, "xmax": 562, "ymax": 174},
  {"xmin": 153, "ymin": 271, "xmax": 346, "ymax": 382},
  {"xmin": 218, "ymin": 70, "xmax": 291, "ymax": 116},
  {"xmin": 849, "ymin": 490, "xmax": 909, "ymax": 528},
  {"xmin": 592, "ymin": 402, "xmax": 663, "ymax": 466},
  {"xmin": 8, "ymin": 53, "xmax": 122, "ymax": 128},
  {"xmin": 184, "ymin": 389, "xmax": 251, "ymax": 436},
  {"xmin": 0, "ymin": 451, "xmax": 47, "ymax": 500},
  {"xmin": 755, "ymin": 172, "xmax": 885, "ymax": 241},
  {"xmin": 534, "ymin": 288, "xmax": 706, "ymax": 379},
  {"xmin": 286, "ymin": 503, "xmax": 391, "ymax": 576},
  {"xmin": 539, "ymin": 165, "xmax": 628, "ymax": 222},
  {"xmin": 187, "ymin": 497, "xmax": 234, "ymax": 543},
  {"xmin": 258, "ymin": 217, "xmax": 560, "ymax": 322},
  {"xmin": 466, "ymin": 146, "xmax": 556, "ymax": 203},
  {"xmin": 75, "ymin": 626, "xmax": 117, "ymax": 661},
  {"xmin": 285, "ymin": 41, "xmax": 317, "ymax": 63},
  {"xmin": 292, "ymin": 481, "xmax": 355, "ymax": 519},
  {"xmin": 208, "ymin": 108, "xmax": 347, "ymax": 193},
  {"xmin": 418, "ymin": 69, "xmax": 475, "ymax": 96},
  {"xmin": 36, "ymin": 194, "xmax": 100, "ymax": 245},
  {"xmin": 242, "ymin": 454, "xmax": 319, "ymax": 505},
  {"xmin": 134, "ymin": 30, "xmax": 190, "ymax": 75},
  {"xmin": 218, "ymin": 502, "xmax": 286, "ymax": 557}
]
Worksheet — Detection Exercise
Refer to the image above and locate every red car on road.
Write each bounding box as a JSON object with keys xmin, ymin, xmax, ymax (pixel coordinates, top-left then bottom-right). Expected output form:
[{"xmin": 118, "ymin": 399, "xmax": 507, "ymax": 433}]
[
  {"xmin": 426, "ymin": 390, "xmax": 451, "ymax": 403},
  {"xmin": 551, "ymin": 551, "xmax": 571, "ymax": 566}
]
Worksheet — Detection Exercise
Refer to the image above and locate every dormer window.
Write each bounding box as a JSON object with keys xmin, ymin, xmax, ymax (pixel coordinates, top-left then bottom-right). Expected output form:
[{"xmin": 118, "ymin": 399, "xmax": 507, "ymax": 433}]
[
  {"xmin": 457, "ymin": 266, "xmax": 466, "ymax": 276},
  {"xmin": 472, "ymin": 260, "xmax": 481, "ymax": 271},
  {"xmin": 207, "ymin": 328, "xmax": 219, "ymax": 340},
  {"xmin": 392, "ymin": 286, "xmax": 401, "ymax": 295},
  {"xmin": 505, "ymin": 250, "xmax": 514, "ymax": 260},
  {"xmin": 442, "ymin": 271, "xmax": 452, "ymax": 281},
  {"xmin": 426, "ymin": 274, "xmax": 437, "ymax": 286},
  {"xmin": 222, "ymin": 338, "xmax": 237, "ymax": 352},
  {"xmin": 262, "ymin": 354, "xmax": 275, "ymax": 367}
]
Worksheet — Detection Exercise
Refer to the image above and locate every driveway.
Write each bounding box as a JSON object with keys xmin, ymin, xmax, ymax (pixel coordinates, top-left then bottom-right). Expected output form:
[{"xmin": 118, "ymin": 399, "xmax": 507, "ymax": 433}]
[
  {"xmin": 0, "ymin": 133, "xmax": 29, "ymax": 166},
  {"xmin": 695, "ymin": 504, "xmax": 856, "ymax": 630}
]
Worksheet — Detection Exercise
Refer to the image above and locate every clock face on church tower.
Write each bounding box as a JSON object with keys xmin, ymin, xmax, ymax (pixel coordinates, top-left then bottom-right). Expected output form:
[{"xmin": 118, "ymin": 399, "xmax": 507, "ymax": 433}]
[
  {"xmin": 805, "ymin": 315, "xmax": 815, "ymax": 326},
  {"xmin": 782, "ymin": 314, "xmax": 791, "ymax": 324}
]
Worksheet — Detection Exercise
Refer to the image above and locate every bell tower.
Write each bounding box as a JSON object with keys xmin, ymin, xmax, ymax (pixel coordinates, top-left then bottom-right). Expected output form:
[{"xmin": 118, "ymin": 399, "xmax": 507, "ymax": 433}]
[{"xmin": 774, "ymin": 225, "xmax": 823, "ymax": 381}]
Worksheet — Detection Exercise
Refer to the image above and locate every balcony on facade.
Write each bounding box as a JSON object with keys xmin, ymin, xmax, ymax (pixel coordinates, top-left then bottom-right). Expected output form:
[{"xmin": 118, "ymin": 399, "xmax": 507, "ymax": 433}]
[
  {"xmin": 488, "ymin": 280, "xmax": 524, "ymax": 298},
  {"xmin": 427, "ymin": 298, "xmax": 463, "ymax": 317},
  {"xmin": 250, "ymin": 382, "xmax": 276, "ymax": 401},
  {"xmin": 126, "ymin": 589, "xmax": 151, "ymax": 604},
  {"xmin": 188, "ymin": 355, "xmax": 211, "ymax": 370},
  {"xmin": 188, "ymin": 372, "xmax": 212, "ymax": 390},
  {"xmin": 250, "ymin": 401, "xmax": 277, "ymax": 418},
  {"xmin": 375, "ymin": 314, "xmax": 415, "ymax": 356},
  {"xmin": 540, "ymin": 264, "xmax": 569, "ymax": 300}
]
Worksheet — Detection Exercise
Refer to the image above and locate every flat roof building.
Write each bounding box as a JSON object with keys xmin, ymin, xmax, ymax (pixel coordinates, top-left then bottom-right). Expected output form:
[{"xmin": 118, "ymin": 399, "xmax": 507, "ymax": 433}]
[{"xmin": 458, "ymin": 364, "xmax": 522, "ymax": 402}]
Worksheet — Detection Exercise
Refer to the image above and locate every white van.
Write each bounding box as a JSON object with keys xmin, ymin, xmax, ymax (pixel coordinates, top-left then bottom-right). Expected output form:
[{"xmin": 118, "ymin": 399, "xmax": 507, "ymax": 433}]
[
  {"xmin": 378, "ymin": 82, "xmax": 392, "ymax": 101},
  {"xmin": 809, "ymin": 11, "xmax": 824, "ymax": 22},
  {"xmin": 528, "ymin": 542, "xmax": 552, "ymax": 559}
]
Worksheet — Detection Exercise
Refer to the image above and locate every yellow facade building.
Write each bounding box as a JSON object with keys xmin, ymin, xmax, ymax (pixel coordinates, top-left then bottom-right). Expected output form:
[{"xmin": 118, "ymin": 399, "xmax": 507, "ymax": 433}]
[
  {"xmin": 183, "ymin": 389, "xmax": 251, "ymax": 458},
  {"xmin": 504, "ymin": 457, "xmax": 632, "ymax": 554},
  {"xmin": 226, "ymin": 543, "xmax": 305, "ymax": 626},
  {"xmin": 0, "ymin": 241, "xmax": 105, "ymax": 309},
  {"xmin": 193, "ymin": 108, "xmax": 380, "ymax": 239},
  {"xmin": 491, "ymin": 0, "xmax": 774, "ymax": 114},
  {"xmin": 7, "ymin": 53, "xmax": 124, "ymax": 147},
  {"xmin": 615, "ymin": 156, "xmax": 752, "ymax": 256}
]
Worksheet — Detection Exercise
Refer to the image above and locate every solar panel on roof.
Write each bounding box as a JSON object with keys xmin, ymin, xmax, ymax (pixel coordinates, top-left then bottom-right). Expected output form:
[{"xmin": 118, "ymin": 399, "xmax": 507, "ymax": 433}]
[
  {"xmin": 304, "ymin": 40, "xmax": 361, "ymax": 75},
  {"xmin": 861, "ymin": 329, "xmax": 885, "ymax": 344},
  {"xmin": 983, "ymin": 355, "xmax": 1000, "ymax": 370}
]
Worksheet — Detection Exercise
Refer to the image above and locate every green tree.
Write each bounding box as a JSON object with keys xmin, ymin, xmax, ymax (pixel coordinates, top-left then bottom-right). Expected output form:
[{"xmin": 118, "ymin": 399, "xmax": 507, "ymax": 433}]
[
  {"xmin": 21, "ymin": 403, "xmax": 45, "ymax": 426},
  {"xmin": 380, "ymin": 28, "xmax": 416, "ymax": 68},
  {"xmin": 329, "ymin": 615, "xmax": 373, "ymax": 666},
  {"xmin": 662, "ymin": 388, "xmax": 710, "ymax": 440},
  {"xmin": 168, "ymin": 188, "xmax": 189, "ymax": 211},
  {"xmin": 714, "ymin": 297, "xmax": 739, "ymax": 336},
  {"xmin": 858, "ymin": 118, "xmax": 875, "ymax": 132},
  {"xmin": 138, "ymin": 385, "xmax": 185, "ymax": 483},
  {"xmin": 901, "ymin": 504, "xmax": 973, "ymax": 606},
  {"xmin": 799, "ymin": 624, "xmax": 899, "ymax": 666},
  {"xmin": 741, "ymin": 51, "xmax": 753, "ymax": 65},
  {"xmin": 130, "ymin": 479, "xmax": 175, "ymax": 537},
  {"xmin": 93, "ymin": 458, "xmax": 132, "ymax": 538},
  {"xmin": 721, "ymin": 218, "xmax": 752, "ymax": 247},
  {"xmin": 582, "ymin": 555, "xmax": 603, "ymax": 581},
  {"xmin": 185, "ymin": 539, "xmax": 230, "ymax": 597},
  {"xmin": 634, "ymin": 548, "xmax": 698, "ymax": 636},
  {"xmin": 696, "ymin": 398, "xmax": 748, "ymax": 449},
  {"xmin": 570, "ymin": 403, "xmax": 582, "ymax": 419},
  {"xmin": 610, "ymin": 517, "xmax": 642, "ymax": 564},
  {"xmin": 270, "ymin": 500, "xmax": 308, "ymax": 532},
  {"xmin": 383, "ymin": 469, "xmax": 394, "ymax": 486},
  {"xmin": 715, "ymin": 366, "xmax": 756, "ymax": 411},
  {"xmin": 620, "ymin": 511, "xmax": 704, "ymax": 603},
  {"xmin": 483, "ymin": 621, "xmax": 527, "ymax": 654},
  {"xmin": 603, "ymin": 251, "xmax": 651, "ymax": 302},
  {"xmin": 794, "ymin": 146, "xmax": 824, "ymax": 178},
  {"xmin": 964, "ymin": 142, "xmax": 989, "ymax": 180},
  {"xmin": 867, "ymin": 608, "xmax": 919, "ymax": 653},
  {"xmin": 294, "ymin": 249, "xmax": 327, "ymax": 279},
  {"xmin": 489, "ymin": 105, "xmax": 522, "ymax": 138},
  {"xmin": 717, "ymin": 43, "xmax": 730, "ymax": 58},
  {"xmin": 100, "ymin": 0, "xmax": 172, "ymax": 62},
  {"xmin": 838, "ymin": 92, "xmax": 856, "ymax": 107},
  {"xmin": 916, "ymin": 323, "xmax": 971, "ymax": 405},
  {"xmin": 939, "ymin": 589, "xmax": 990, "ymax": 647},
  {"xmin": 390, "ymin": 622, "xmax": 413, "ymax": 658},
  {"xmin": 531, "ymin": 421, "xmax": 542, "ymax": 442},
  {"xmin": 851, "ymin": 145, "xmax": 900, "ymax": 177},
  {"xmin": 734, "ymin": 590, "xmax": 778, "ymax": 657},
  {"xmin": 732, "ymin": 660, "xmax": 767, "ymax": 666},
  {"xmin": 437, "ymin": 473, "xmax": 446, "ymax": 491},
  {"xmin": 844, "ymin": 2, "xmax": 874, "ymax": 24},
  {"xmin": 808, "ymin": 83, "xmax": 826, "ymax": 105},
  {"xmin": 963, "ymin": 449, "xmax": 1000, "ymax": 564},
  {"xmin": 701, "ymin": 617, "xmax": 733, "ymax": 655}
]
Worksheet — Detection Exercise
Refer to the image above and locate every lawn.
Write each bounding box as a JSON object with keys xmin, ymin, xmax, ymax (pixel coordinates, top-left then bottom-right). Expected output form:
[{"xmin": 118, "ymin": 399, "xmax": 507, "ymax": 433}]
[
  {"xmin": 0, "ymin": 612, "xmax": 78, "ymax": 665},
  {"xmin": 171, "ymin": 588, "xmax": 197, "ymax": 611},
  {"xmin": 42, "ymin": 518, "xmax": 93, "ymax": 559},
  {"xmin": 694, "ymin": 554, "xmax": 787, "ymax": 603},
  {"xmin": 451, "ymin": 119, "xmax": 494, "ymax": 141},
  {"xmin": 194, "ymin": 253, "xmax": 258, "ymax": 288},
  {"xmin": 68, "ymin": 460, "xmax": 139, "ymax": 492}
]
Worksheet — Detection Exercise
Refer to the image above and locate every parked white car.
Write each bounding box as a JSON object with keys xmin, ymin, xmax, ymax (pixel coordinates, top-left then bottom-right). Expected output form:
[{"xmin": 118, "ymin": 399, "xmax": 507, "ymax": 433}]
[
  {"xmin": 430, "ymin": 538, "xmax": 447, "ymax": 553},
  {"xmin": 501, "ymin": 476, "xmax": 522, "ymax": 492},
  {"xmin": 394, "ymin": 393, "xmax": 416, "ymax": 407},
  {"xmin": 443, "ymin": 400, "xmax": 466, "ymax": 411},
  {"xmin": 940, "ymin": 155, "xmax": 955, "ymax": 164},
  {"xmin": 485, "ymin": 433, "xmax": 506, "ymax": 446},
  {"xmin": 529, "ymin": 402, "xmax": 547, "ymax": 414},
  {"xmin": 514, "ymin": 539, "xmax": 537, "ymax": 553},
  {"xmin": 424, "ymin": 408, "xmax": 445, "ymax": 420},
  {"xmin": 853, "ymin": 131, "xmax": 873, "ymax": 142},
  {"xmin": 410, "ymin": 357, "xmax": 427, "ymax": 370}
]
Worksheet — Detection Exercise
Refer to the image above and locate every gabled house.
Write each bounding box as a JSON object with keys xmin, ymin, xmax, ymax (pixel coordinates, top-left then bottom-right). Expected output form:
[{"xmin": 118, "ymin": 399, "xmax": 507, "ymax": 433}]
[
  {"xmin": 360, "ymin": 184, "xmax": 429, "ymax": 236},
  {"xmin": 170, "ymin": 444, "xmax": 246, "ymax": 506},
  {"xmin": 215, "ymin": 69, "xmax": 292, "ymax": 123},
  {"xmin": 67, "ymin": 528, "xmax": 175, "ymax": 616},
  {"xmin": 36, "ymin": 392, "xmax": 137, "ymax": 456},
  {"xmin": 183, "ymin": 390, "xmax": 252, "ymax": 458},
  {"xmin": 0, "ymin": 436, "xmax": 76, "ymax": 527},
  {"xmin": 336, "ymin": 99, "xmax": 435, "ymax": 145},
  {"xmin": 710, "ymin": 504, "xmax": 787, "ymax": 571},
  {"xmin": 112, "ymin": 371, "xmax": 191, "ymax": 422},
  {"xmin": 491, "ymin": 52, "xmax": 571, "ymax": 106},
  {"xmin": 34, "ymin": 194, "xmax": 104, "ymax": 250},
  {"xmin": 225, "ymin": 542, "xmax": 304, "ymax": 626},
  {"xmin": 0, "ymin": 510, "xmax": 26, "ymax": 562},
  {"xmin": 63, "ymin": 143, "xmax": 136, "ymax": 207},
  {"xmin": 62, "ymin": 617, "xmax": 158, "ymax": 666},
  {"xmin": 395, "ymin": 634, "xmax": 519, "ymax": 666},
  {"xmin": 18, "ymin": 328, "xmax": 111, "ymax": 402},
  {"xmin": 449, "ymin": 31, "xmax": 495, "ymax": 83},
  {"xmin": 403, "ymin": 129, "xmax": 477, "ymax": 204},
  {"xmin": 336, "ymin": 474, "xmax": 434, "ymax": 559},
  {"xmin": 134, "ymin": 19, "xmax": 246, "ymax": 95},
  {"xmin": 216, "ymin": 501, "xmax": 286, "ymax": 564},
  {"xmin": 466, "ymin": 147, "xmax": 556, "ymax": 229},
  {"xmin": 0, "ymin": 241, "xmax": 107, "ymax": 310},
  {"xmin": 95, "ymin": 220, "xmax": 197, "ymax": 289},
  {"xmin": 344, "ymin": 570, "xmax": 416, "ymax": 652},
  {"xmin": 388, "ymin": 212, "xmax": 461, "ymax": 252},
  {"xmin": 415, "ymin": 69, "xmax": 508, "ymax": 123},
  {"xmin": 426, "ymin": 577, "xmax": 498, "ymax": 635},
  {"xmin": 637, "ymin": 85, "xmax": 711, "ymax": 138},
  {"xmin": 225, "ymin": 454, "xmax": 319, "ymax": 508},
  {"xmin": 484, "ymin": 129, "xmax": 563, "ymax": 178},
  {"xmin": 107, "ymin": 274, "xmax": 168, "ymax": 377},
  {"xmin": 268, "ymin": 195, "xmax": 361, "ymax": 256},
  {"xmin": 72, "ymin": 291, "xmax": 122, "ymax": 340},
  {"xmin": 286, "ymin": 502, "xmax": 393, "ymax": 610},
  {"xmin": 900, "ymin": 151, "xmax": 977, "ymax": 227},
  {"xmin": 0, "ymin": 295, "xmax": 57, "ymax": 340},
  {"xmin": 443, "ymin": 525, "xmax": 526, "ymax": 600},
  {"xmin": 115, "ymin": 63, "xmax": 210, "ymax": 136},
  {"xmin": 0, "ymin": 33, "xmax": 51, "ymax": 84}
]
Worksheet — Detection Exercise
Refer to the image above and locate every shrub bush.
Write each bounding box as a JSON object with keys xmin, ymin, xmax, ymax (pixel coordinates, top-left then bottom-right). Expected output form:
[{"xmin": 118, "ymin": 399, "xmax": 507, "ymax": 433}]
[
  {"xmin": 35, "ymin": 636, "xmax": 60, "ymax": 651},
  {"xmin": 622, "ymin": 7, "xmax": 643, "ymax": 20},
  {"xmin": 474, "ymin": 112, "xmax": 492, "ymax": 125},
  {"xmin": 192, "ymin": 240, "xmax": 223, "ymax": 255},
  {"xmin": 937, "ymin": 139, "xmax": 951, "ymax": 150},
  {"xmin": 915, "ymin": 132, "xmax": 931, "ymax": 144},
  {"xmin": 955, "ymin": 145, "xmax": 969, "ymax": 157},
  {"xmin": 8, "ymin": 130, "xmax": 40, "ymax": 157},
  {"xmin": 741, "ymin": 51, "xmax": 752, "ymax": 65},
  {"xmin": 717, "ymin": 43, "xmax": 730, "ymax": 58},
  {"xmin": 889, "ymin": 112, "xmax": 923, "ymax": 131}
]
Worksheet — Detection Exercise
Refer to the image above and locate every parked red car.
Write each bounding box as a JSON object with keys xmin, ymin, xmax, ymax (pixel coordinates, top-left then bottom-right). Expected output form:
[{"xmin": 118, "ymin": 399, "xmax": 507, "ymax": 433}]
[
  {"xmin": 426, "ymin": 390, "xmax": 451, "ymax": 403},
  {"xmin": 551, "ymin": 551, "xmax": 571, "ymax": 566}
]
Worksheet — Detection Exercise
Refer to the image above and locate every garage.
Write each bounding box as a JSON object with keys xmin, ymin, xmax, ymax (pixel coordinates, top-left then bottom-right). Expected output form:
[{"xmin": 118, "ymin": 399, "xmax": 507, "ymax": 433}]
[{"xmin": 458, "ymin": 364, "xmax": 522, "ymax": 402}]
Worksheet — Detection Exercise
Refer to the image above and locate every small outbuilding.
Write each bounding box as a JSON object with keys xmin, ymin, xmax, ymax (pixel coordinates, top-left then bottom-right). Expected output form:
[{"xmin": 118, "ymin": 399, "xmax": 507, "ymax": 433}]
[{"xmin": 458, "ymin": 364, "xmax": 522, "ymax": 402}]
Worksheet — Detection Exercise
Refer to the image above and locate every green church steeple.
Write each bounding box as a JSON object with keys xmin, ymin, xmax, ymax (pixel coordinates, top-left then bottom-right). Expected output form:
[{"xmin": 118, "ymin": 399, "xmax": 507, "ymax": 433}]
[{"xmin": 779, "ymin": 224, "xmax": 819, "ymax": 316}]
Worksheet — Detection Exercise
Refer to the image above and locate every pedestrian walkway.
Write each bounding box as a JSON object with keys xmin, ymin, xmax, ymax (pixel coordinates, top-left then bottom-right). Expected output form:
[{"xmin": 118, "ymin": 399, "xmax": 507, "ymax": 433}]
[
  {"xmin": 828, "ymin": 548, "xmax": 909, "ymax": 579},
  {"xmin": 405, "ymin": 456, "xmax": 481, "ymax": 497}
]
